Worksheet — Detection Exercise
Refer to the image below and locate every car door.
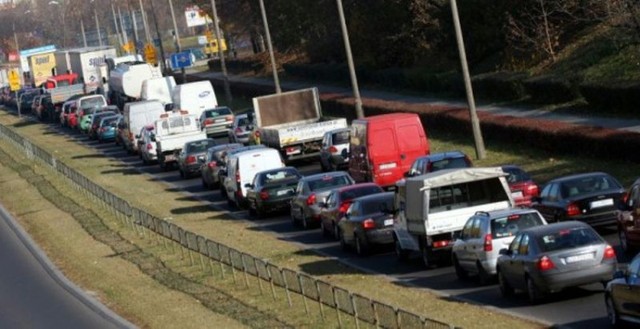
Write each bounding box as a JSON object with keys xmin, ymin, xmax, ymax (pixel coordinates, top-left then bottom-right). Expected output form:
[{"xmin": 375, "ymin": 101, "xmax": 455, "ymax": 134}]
[
  {"xmin": 320, "ymin": 133, "xmax": 331, "ymax": 166},
  {"xmin": 628, "ymin": 185, "xmax": 640, "ymax": 235},
  {"xmin": 612, "ymin": 256, "xmax": 640, "ymax": 319},
  {"xmin": 321, "ymin": 191, "xmax": 337, "ymax": 227},
  {"xmin": 501, "ymin": 234, "xmax": 524, "ymax": 289},
  {"xmin": 535, "ymin": 183, "xmax": 560, "ymax": 222},
  {"xmin": 291, "ymin": 181, "xmax": 307, "ymax": 220},
  {"xmin": 456, "ymin": 218, "xmax": 476, "ymax": 270}
]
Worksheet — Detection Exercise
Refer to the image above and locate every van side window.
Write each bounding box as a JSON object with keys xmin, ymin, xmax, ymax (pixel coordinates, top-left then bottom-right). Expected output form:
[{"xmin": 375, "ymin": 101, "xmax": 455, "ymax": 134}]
[{"xmin": 428, "ymin": 178, "xmax": 508, "ymax": 214}]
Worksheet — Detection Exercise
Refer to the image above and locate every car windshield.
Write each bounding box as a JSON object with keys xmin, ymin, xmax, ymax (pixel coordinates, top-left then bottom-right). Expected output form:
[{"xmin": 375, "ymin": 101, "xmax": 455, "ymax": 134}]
[
  {"xmin": 188, "ymin": 140, "xmax": 216, "ymax": 153},
  {"xmin": 101, "ymin": 117, "xmax": 119, "ymax": 126},
  {"xmin": 503, "ymin": 167, "xmax": 531, "ymax": 184},
  {"xmin": 537, "ymin": 227, "xmax": 602, "ymax": 252},
  {"xmin": 308, "ymin": 175, "xmax": 352, "ymax": 191},
  {"xmin": 80, "ymin": 96, "xmax": 105, "ymax": 109},
  {"xmin": 360, "ymin": 196, "xmax": 393, "ymax": 215},
  {"xmin": 491, "ymin": 212, "xmax": 545, "ymax": 239},
  {"xmin": 560, "ymin": 175, "xmax": 621, "ymax": 198},
  {"xmin": 333, "ymin": 131, "xmax": 350, "ymax": 144},
  {"xmin": 259, "ymin": 169, "xmax": 300, "ymax": 185},
  {"xmin": 205, "ymin": 107, "xmax": 232, "ymax": 117},
  {"xmin": 339, "ymin": 186, "xmax": 382, "ymax": 201}
]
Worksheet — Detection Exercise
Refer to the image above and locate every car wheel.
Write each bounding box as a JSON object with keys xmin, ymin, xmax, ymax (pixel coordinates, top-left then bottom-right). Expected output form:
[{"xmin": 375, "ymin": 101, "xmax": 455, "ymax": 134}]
[
  {"xmin": 498, "ymin": 270, "xmax": 514, "ymax": 297},
  {"xmin": 332, "ymin": 222, "xmax": 340, "ymax": 241},
  {"xmin": 453, "ymin": 255, "xmax": 468, "ymax": 280},
  {"xmin": 477, "ymin": 261, "xmax": 491, "ymax": 285},
  {"xmin": 619, "ymin": 228, "xmax": 630, "ymax": 254},
  {"xmin": 605, "ymin": 294, "xmax": 622, "ymax": 328},
  {"xmin": 248, "ymin": 204, "xmax": 257, "ymax": 217},
  {"xmin": 395, "ymin": 239, "xmax": 409, "ymax": 262},
  {"xmin": 220, "ymin": 186, "xmax": 227, "ymax": 200},
  {"xmin": 355, "ymin": 234, "xmax": 369, "ymax": 256},
  {"xmin": 526, "ymin": 276, "xmax": 543, "ymax": 304},
  {"xmin": 290, "ymin": 208, "xmax": 299, "ymax": 227},
  {"xmin": 339, "ymin": 229, "xmax": 349, "ymax": 251},
  {"xmin": 320, "ymin": 221, "xmax": 330, "ymax": 238},
  {"xmin": 421, "ymin": 246, "xmax": 433, "ymax": 268},
  {"xmin": 255, "ymin": 205, "xmax": 265, "ymax": 219},
  {"xmin": 301, "ymin": 213, "xmax": 310, "ymax": 230}
]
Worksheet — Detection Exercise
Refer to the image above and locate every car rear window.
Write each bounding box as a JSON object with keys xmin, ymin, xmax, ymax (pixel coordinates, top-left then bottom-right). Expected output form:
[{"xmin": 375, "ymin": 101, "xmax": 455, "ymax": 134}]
[
  {"xmin": 560, "ymin": 175, "xmax": 622, "ymax": 198},
  {"xmin": 332, "ymin": 131, "xmax": 350, "ymax": 144},
  {"xmin": 490, "ymin": 212, "xmax": 545, "ymax": 239},
  {"xmin": 188, "ymin": 140, "xmax": 216, "ymax": 153},
  {"xmin": 361, "ymin": 196, "xmax": 393, "ymax": 215},
  {"xmin": 339, "ymin": 186, "xmax": 382, "ymax": 201},
  {"xmin": 430, "ymin": 157, "xmax": 470, "ymax": 172},
  {"xmin": 537, "ymin": 227, "xmax": 602, "ymax": 252},
  {"xmin": 205, "ymin": 107, "xmax": 232, "ymax": 118},
  {"xmin": 308, "ymin": 175, "xmax": 352, "ymax": 191},
  {"xmin": 503, "ymin": 167, "xmax": 530, "ymax": 184},
  {"xmin": 259, "ymin": 169, "xmax": 300, "ymax": 185}
]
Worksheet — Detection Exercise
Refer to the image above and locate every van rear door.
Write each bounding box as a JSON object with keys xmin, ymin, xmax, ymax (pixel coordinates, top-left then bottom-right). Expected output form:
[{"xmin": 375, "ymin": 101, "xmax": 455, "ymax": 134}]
[
  {"xmin": 369, "ymin": 127, "xmax": 400, "ymax": 187},
  {"xmin": 396, "ymin": 121, "xmax": 429, "ymax": 174}
]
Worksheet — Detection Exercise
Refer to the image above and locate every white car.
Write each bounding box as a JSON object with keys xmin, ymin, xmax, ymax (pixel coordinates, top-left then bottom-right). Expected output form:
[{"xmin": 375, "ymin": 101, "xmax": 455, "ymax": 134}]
[
  {"xmin": 223, "ymin": 147, "xmax": 283, "ymax": 208},
  {"xmin": 137, "ymin": 125, "xmax": 157, "ymax": 165},
  {"xmin": 451, "ymin": 208, "xmax": 547, "ymax": 284}
]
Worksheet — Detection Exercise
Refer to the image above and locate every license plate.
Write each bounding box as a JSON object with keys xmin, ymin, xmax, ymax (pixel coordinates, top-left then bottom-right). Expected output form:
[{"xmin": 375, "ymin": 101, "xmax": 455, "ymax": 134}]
[
  {"xmin": 379, "ymin": 162, "xmax": 397, "ymax": 170},
  {"xmin": 384, "ymin": 219, "xmax": 394, "ymax": 226},
  {"xmin": 566, "ymin": 253, "xmax": 594, "ymax": 263},
  {"xmin": 511, "ymin": 191, "xmax": 523, "ymax": 198},
  {"xmin": 590, "ymin": 198, "xmax": 613, "ymax": 209},
  {"xmin": 215, "ymin": 118, "xmax": 226, "ymax": 123},
  {"xmin": 165, "ymin": 154, "xmax": 176, "ymax": 161},
  {"xmin": 277, "ymin": 189, "xmax": 292, "ymax": 196},
  {"xmin": 198, "ymin": 155, "xmax": 205, "ymax": 161}
]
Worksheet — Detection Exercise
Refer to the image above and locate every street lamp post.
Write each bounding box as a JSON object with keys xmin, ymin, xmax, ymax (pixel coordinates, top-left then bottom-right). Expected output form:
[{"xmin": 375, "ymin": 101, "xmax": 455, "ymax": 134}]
[
  {"xmin": 149, "ymin": 0, "xmax": 167, "ymax": 72},
  {"xmin": 336, "ymin": 0, "xmax": 364, "ymax": 119},
  {"xmin": 168, "ymin": 0, "xmax": 186, "ymax": 82}
]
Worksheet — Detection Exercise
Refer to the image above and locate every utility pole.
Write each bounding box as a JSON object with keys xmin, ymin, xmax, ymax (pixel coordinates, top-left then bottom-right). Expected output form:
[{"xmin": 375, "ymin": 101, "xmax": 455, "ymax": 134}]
[
  {"xmin": 210, "ymin": 0, "xmax": 232, "ymax": 104},
  {"xmin": 259, "ymin": 0, "xmax": 280, "ymax": 93},
  {"xmin": 451, "ymin": 0, "xmax": 486, "ymax": 159},
  {"xmin": 118, "ymin": 6, "xmax": 130, "ymax": 54},
  {"xmin": 94, "ymin": 7, "xmax": 103, "ymax": 46},
  {"xmin": 168, "ymin": 0, "xmax": 186, "ymax": 83},
  {"xmin": 149, "ymin": 0, "xmax": 167, "ymax": 72},
  {"xmin": 81, "ymin": 19, "xmax": 87, "ymax": 47},
  {"xmin": 336, "ymin": 0, "xmax": 364, "ymax": 119},
  {"xmin": 111, "ymin": 2, "xmax": 123, "ymax": 47}
]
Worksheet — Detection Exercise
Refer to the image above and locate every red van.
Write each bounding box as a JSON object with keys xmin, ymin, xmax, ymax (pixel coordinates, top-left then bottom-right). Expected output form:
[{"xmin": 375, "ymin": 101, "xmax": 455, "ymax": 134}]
[{"xmin": 348, "ymin": 113, "xmax": 430, "ymax": 189}]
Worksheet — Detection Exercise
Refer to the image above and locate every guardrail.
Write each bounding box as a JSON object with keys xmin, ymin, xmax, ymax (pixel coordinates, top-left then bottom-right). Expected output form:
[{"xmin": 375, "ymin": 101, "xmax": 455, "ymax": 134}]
[{"xmin": 0, "ymin": 120, "xmax": 455, "ymax": 329}]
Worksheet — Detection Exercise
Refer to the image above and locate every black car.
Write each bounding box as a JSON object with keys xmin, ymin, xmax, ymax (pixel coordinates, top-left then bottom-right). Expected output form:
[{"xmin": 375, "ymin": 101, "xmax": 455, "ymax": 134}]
[
  {"xmin": 337, "ymin": 192, "xmax": 395, "ymax": 256},
  {"xmin": 531, "ymin": 172, "xmax": 625, "ymax": 227},
  {"xmin": 176, "ymin": 139, "xmax": 217, "ymax": 179},
  {"xmin": 245, "ymin": 167, "xmax": 302, "ymax": 218},
  {"xmin": 605, "ymin": 252, "xmax": 640, "ymax": 327}
]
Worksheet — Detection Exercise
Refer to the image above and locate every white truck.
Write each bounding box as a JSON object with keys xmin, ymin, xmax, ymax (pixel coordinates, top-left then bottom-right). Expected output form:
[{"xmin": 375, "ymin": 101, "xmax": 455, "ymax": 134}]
[
  {"xmin": 54, "ymin": 46, "xmax": 117, "ymax": 93},
  {"xmin": 171, "ymin": 80, "xmax": 217, "ymax": 119},
  {"xmin": 153, "ymin": 111, "xmax": 207, "ymax": 170},
  {"xmin": 109, "ymin": 62, "xmax": 163, "ymax": 109},
  {"xmin": 393, "ymin": 167, "xmax": 515, "ymax": 268},
  {"xmin": 252, "ymin": 87, "xmax": 347, "ymax": 162}
]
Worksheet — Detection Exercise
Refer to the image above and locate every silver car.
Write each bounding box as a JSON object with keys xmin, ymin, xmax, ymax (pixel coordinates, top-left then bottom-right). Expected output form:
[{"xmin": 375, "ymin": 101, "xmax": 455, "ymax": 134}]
[
  {"xmin": 319, "ymin": 128, "xmax": 350, "ymax": 172},
  {"xmin": 199, "ymin": 106, "xmax": 234, "ymax": 137},
  {"xmin": 452, "ymin": 208, "xmax": 547, "ymax": 284},
  {"xmin": 497, "ymin": 221, "xmax": 617, "ymax": 304},
  {"xmin": 290, "ymin": 172, "xmax": 355, "ymax": 229},
  {"xmin": 228, "ymin": 113, "xmax": 256, "ymax": 145}
]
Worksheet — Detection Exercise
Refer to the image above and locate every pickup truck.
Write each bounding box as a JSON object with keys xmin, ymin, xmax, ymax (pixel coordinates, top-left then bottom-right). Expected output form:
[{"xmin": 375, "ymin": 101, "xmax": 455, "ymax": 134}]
[
  {"xmin": 153, "ymin": 111, "xmax": 207, "ymax": 171},
  {"xmin": 252, "ymin": 87, "xmax": 348, "ymax": 162}
]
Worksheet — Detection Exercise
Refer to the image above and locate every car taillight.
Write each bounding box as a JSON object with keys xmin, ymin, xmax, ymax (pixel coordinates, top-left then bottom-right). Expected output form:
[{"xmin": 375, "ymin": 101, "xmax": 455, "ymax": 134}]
[
  {"xmin": 129, "ymin": 132, "xmax": 133, "ymax": 141},
  {"xmin": 225, "ymin": 115, "xmax": 234, "ymax": 121},
  {"xmin": 525, "ymin": 184, "xmax": 539, "ymax": 196},
  {"xmin": 483, "ymin": 234, "xmax": 493, "ymax": 252},
  {"xmin": 567, "ymin": 203, "xmax": 580, "ymax": 216},
  {"xmin": 259, "ymin": 189, "xmax": 269, "ymax": 200},
  {"xmin": 235, "ymin": 127, "xmax": 243, "ymax": 133},
  {"xmin": 363, "ymin": 219, "xmax": 375, "ymax": 230},
  {"xmin": 99, "ymin": 127, "xmax": 105, "ymax": 133},
  {"xmin": 186, "ymin": 155, "xmax": 196, "ymax": 164},
  {"xmin": 537, "ymin": 255, "xmax": 555, "ymax": 271},
  {"xmin": 306, "ymin": 193, "xmax": 316, "ymax": 206},
  {"xmin": 622, "ymin": 192, "xmax": 629, "ymax": 204},
  {"xmin": 204, "ymin": 118, "xmax": 213, "ymax": 125},
  {"xmin": 432, "ymin": 240, "xmax": 450, "ymax": 248},
  {"xmin": 329, "ymin": 146, "xmax": 338, "ymax": 154},
  {"xmin": 339, "ymin": 200, "xmax": 351, "ymax": 214},
  {"xmin": 146, "ymin": 143, "xmax": 153, "ymax": 150},
  {"xmin": 604, "ymin": 245, "xmax": 616, "ymax": 259},
  {"xmin": 207, "ymin": 162, "xmax": 216, "ymax": 169}
]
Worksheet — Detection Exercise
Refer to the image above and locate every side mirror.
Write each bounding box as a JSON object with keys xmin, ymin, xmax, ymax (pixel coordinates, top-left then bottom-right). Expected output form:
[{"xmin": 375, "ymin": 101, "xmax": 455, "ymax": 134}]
[
  {"xmin": 499, "ymin": 249, "xmax": 511, "ymax": 256},
  {"xmin": 403, "ymin": 171, "xmax": 410, "ymax": 178},
  {"xmin": 244, "ymin": 183, "xmax": 253, "ymax": 189},
  {"xmin": 532, "ymin": 196, "xmax": 542, "ymax": 203},
  {"xmin": 135, "ymin": 134, "xmax": 140, "ymax": 139}
]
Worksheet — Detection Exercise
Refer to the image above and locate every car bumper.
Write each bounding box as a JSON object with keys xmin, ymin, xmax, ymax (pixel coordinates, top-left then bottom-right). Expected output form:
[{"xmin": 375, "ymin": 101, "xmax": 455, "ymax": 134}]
[
  {"xmin": 258, "ymin": 198, "xmax": 294, "ymax": 212},
  {"xmin": 98, "ymin": 132, "xmax": 116, "ymax": 140},
  {"xmin": 533, "ymin": 262, "xmax": 616, "ymax": 293},
  {"xmin": 364, "ymin": 227, "xmax": 394, "ymax": 245},
  {"xmin": 204, "ymin": 125, "xmax": 231, "ymax": 136},
  {"xmin": 573, "ymin": 212, "xmax": 618, "ymax": 227},
  {"xmin": 184, "ymin": 163, "xmax": 202, "ymax": 175}
]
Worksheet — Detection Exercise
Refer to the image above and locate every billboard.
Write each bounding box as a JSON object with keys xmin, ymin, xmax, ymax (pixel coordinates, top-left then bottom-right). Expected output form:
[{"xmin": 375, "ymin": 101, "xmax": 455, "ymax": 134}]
[
  {"xmin": 29, "ymin": 53, "xmax": 56, "ymax": 87},
  {"xmin": 185, "ymin": 6, "xmax": 212, "ymax": 27}
]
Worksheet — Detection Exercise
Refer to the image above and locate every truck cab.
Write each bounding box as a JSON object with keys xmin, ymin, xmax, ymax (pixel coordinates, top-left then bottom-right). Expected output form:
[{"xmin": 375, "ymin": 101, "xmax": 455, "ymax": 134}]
[{"xmin": 42, "ymin": 73, "xmax": 79, "ymax": 89}]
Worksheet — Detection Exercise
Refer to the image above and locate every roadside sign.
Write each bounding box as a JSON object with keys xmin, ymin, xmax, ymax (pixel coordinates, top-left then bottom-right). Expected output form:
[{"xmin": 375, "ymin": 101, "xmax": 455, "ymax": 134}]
[
  {"xmin": 170, "ymin": 52, "xmax": 193, "ymax": 69},
  {"xmin": 122, "ymin": 41, "xmax": 134, "ymax": 53},
  {"xmin": 8, "ymin": 69, "xmax": 21, "ymax": 91},
  {"xmin": 144, "ymin": 43, "xmax": 157, "ymax": 65}
]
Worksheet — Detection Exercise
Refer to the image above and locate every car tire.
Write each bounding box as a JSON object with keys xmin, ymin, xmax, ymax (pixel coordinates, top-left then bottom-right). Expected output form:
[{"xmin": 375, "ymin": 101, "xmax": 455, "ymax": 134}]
[
  {"xmin": 605, "ymin": 294, "xmax": 623, "ymax": 328},
  {"xmin": 453, "ymin": 255, "xmax": 468, "ymax": 280},
  {"xmin": 332, "ymin": 223, "xmax": 340, "ymax": 241},
  {"xmin": 395, "ymin": 239, "xmax": 409, "ymax": 262},
  {"xmin": 290, "ymin": 208, "xmax": 299, "ymax": 227},
  {"xmin": 355, "ymin": 234, "xmax": 369, "ymax": 256},
  {"xmin": 339, "ymin": 229, "xmax": 349, "ymax": 251},
  {"xmin": 526, "ymin": 276, "xmax": 543, "ymax": 304},
  {"xmin": 320, "ymin": 221, "xmax": 330, "ymax": 238},
  {"xmin": 248, "ymin": 204, "xmax": 257, "ymax": 217},
  {"xmin": 498, "ymin": 270, "xmax": 514, "ymax": 297},
  {"xmin": 301, "ymin": 213, "xmax": 310, "ymax": 230},
  {"xmin": 619, "ymin": 228, "xmax": 630, "ymax": 254},
  {"xmin": 421, "ymin": 246, "xmax": 434, "ymax": 268},
  {"xmin": 477, "ymin": 261, "xmax": 491, "ymax": 285},
  {"xmin": 255, "ymin": 205, "xmax": 265, "ymax": 219}
]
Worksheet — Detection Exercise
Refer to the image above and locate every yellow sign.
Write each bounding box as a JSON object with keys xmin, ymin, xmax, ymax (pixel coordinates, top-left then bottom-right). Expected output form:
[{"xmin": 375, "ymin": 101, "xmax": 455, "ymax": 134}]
[
  {"xmin": 144, "ymin": 43, "xmax": 157, "ymax": 65},
  {"xmin": 122, "ymin": 41, "xmax": 135, "ymax": 53},
  {"xmin": 29, "ymin": 53, "xmax": 56, "ymax": 87},
  {"xmin": 8, "ymin": 69, "xmax": 21, "ymax": 91},
  {"xmin": 204, "ymin": 38, "xmax": 227, "ymax": 55}
]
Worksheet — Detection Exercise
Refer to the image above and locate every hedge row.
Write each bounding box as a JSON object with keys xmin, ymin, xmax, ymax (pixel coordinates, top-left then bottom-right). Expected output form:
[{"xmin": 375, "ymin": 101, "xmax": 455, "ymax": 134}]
[{"xmin": 203, "ymin": 74, "xmax": 640, "ymax": 162}]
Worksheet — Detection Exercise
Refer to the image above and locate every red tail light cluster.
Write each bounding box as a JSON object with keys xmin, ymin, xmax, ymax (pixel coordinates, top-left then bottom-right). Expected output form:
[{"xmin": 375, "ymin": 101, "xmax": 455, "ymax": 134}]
[
  {"xmin": 525, "ymin": 184, "xmax": 539, "ymax": 197},
  {"xmin": 146, "ymin": 143, "xmax": 153, "ymax": 150},
  {"xmin": 259, "ymin": 189, "xmax": 269, "ymax": 200},
  {"xmin": 567, "ymin": 203, "xmax": 580, "ymax": 217},
  {"xmin": 207, "ymin": 162, "xmax": 216, "ymax": 169},
  {"xmin": 483, "ymin": 234, "xmax": 493, "ymax": 252},
  {"xmin": 604, "ymin": 245, "xmax": 616, "ymax": 259},
  {"xmin": 338, "ymin": 200, "xmax": 351, "ymax": 214},
  {"xmin": 306, "ymin": 193, "xmax": 316, "ymax": 206},
  {"xmin": 363, "ymin": 219, "xmax": 375, "ymax": 230},
  {"xmin": 329, "ymin": 146, "xmax": 338, "ymax": 154},
  {"xmin": 537, "ymin": 255, "xmax": 555, "ymax": 271},
  {"xmin": 186, "ymin": 155, "xmax": 196, "ymax": 164},
  {"xmin": 204, "ymin": 118, "xmax": 213, "ymax": 125},
  {"xmin": 432, "ymin": 240, "xmax": 450, "ymax": 248}
]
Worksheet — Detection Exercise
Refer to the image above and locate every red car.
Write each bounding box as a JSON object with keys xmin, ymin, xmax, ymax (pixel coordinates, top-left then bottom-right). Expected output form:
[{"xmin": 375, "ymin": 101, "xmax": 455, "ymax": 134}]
[
  {"xmin": 502, "ymin": 165, "xmax": 539, "ymax": 207},
  {"xmin": 318, "ymin": 182, "xmax": 384, "ymax": 240},
  {"xmin": 617, "ymin": 178, "xmax": 640, "ymax": 253}
]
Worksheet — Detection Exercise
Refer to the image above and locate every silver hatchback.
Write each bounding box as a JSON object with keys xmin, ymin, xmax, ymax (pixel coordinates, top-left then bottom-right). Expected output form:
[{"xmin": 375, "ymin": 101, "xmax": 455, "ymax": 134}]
[
  {"xmin": 452, "ymin": 208, "xmax": 547, "ymax": 284},
  {"xmin": 319, "ymin": 128, "xmax": 350, "ymax": 172}
]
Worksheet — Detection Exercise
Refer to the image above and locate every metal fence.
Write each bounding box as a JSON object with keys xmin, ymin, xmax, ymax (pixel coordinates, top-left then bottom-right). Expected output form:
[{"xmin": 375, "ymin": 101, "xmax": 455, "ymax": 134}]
[{"xmin": 0, "ymin": 122, "xmax": 455, "ymax": 329}]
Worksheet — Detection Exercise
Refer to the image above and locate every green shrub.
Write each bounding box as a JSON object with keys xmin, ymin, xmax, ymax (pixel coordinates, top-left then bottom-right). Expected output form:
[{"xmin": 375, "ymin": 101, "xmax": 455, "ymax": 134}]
[
  {"xmin": 472, "ymin": 71, "xmax": 529, "ymax": 101},
  {"xmin": 523, "ymin": 74, "xmax": 580, "ymax": 104}
]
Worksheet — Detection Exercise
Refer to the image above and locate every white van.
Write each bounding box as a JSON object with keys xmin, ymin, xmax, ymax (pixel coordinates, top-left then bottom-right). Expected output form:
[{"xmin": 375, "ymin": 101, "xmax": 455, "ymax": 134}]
[
  {"xmin": 393, "ymin": 167, "xmax": 514, "ymax": 268},
  {"xmin": 223, "ymin": 147, "xmax": 284, "ymax": 208},
  {"xmin": 140, "ymin": 76, "xmax": 176, "ymax": 108},
  {"xmin": 171, "ymin": 80, "xmax": 218, "ymax": 119},
  {"xmin": 122, "ymin": 100, "xmax": 166, "ymax": 154}
]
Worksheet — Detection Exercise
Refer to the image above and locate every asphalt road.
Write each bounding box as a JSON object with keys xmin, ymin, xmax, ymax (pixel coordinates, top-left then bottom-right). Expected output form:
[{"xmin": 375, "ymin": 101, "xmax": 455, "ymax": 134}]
[
  {"xmin": 51, "ymin": 124, "xmax": 629, "ymax": 329},
  {"xmin": 0, "ymin": 204, "xmax": 132, "ymax": 329}
]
